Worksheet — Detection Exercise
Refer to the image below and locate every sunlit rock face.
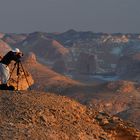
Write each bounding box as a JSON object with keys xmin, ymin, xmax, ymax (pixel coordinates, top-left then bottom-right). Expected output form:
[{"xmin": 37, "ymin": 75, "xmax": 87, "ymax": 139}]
[{"xmin": 23, "ymin": 52, "xmax": 37, "ymax": 64}]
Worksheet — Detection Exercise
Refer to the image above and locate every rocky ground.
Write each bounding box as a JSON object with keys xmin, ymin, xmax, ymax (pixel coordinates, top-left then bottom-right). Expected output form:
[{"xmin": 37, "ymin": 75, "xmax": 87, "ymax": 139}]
[
  {"xmin": 55, "ymin": 80, "xmax": 140, "ymax": 131},
  {"xmin": 0, "ymin": 90, "xmax": 139, "ymax": 140}
]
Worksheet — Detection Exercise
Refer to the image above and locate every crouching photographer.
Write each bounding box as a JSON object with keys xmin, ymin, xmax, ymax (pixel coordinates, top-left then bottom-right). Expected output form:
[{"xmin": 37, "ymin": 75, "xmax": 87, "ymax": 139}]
[{"xmin": 0, "ymin": 48, "xmax": 23, "ymax": 89}]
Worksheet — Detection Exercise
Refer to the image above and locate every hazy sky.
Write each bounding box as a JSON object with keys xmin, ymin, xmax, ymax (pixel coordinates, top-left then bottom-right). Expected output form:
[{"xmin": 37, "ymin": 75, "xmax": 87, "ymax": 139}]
[{"xmin": 0, "ymin": 0, "xmax": 140, "ymax": 33}]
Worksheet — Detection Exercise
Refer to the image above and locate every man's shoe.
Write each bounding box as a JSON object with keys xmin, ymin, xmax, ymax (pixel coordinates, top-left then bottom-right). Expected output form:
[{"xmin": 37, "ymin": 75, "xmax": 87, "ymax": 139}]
[
  {"xmin": 8, "ymin": 85, "xmax": 15, "ymax": 91},
  {"xmin": 0, "ymin": 84, "xmax": 8, "ymax": 90}
]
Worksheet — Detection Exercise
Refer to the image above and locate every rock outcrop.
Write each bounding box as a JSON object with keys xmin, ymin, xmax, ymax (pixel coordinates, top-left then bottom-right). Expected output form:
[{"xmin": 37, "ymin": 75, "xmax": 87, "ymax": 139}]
[{"xmin": 76, "ymin": 53, "xmax": 96, "ymax": 74}]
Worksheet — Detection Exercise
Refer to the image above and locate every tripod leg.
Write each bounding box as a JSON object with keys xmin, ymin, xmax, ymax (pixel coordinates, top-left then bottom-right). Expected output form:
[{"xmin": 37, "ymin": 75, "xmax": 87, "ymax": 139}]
[
  {"xmin": 8, "ymin": 62, "xmax": 17, "ymax": 85},
  {"xmin": 19, "ymin": 62, "xmax": 31, "ymax": 90},
  {"xmin": 16, "ymin": 62, "xmax": 20, "ymax": 90},
  {"xmin": 17, "ymin": 75, "xmax": 19, "ymax": 90}
]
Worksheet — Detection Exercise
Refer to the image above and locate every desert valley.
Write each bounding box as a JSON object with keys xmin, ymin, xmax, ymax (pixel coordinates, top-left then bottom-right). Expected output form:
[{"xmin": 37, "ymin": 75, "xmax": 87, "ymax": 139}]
[{"xmin": 0, "ymin": 30, "xmax": 140, "ymax": 139}]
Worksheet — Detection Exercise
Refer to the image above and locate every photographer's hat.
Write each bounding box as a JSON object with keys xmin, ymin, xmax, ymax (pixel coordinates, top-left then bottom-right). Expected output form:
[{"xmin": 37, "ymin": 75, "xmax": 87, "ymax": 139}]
[{"xmin": 12, "ymin": 48, "xmax": 20, "ymax": 53}]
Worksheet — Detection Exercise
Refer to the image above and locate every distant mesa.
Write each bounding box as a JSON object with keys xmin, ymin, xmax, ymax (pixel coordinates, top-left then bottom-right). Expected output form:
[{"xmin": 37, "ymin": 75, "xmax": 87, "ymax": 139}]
[
  {"xmin": 52, "ymin": 59, "xmax": 67, "ymax": 74},
  {"xmin": 76, "ymin": 52, "xmax": 96, "ymax": 74},
  {"xmin": 64, "ymin": 29, "xmax": 77, "ymax": 35},
  {"xmin": 2, "ymin": 33, "xmax": 27, "ymax": 45},
  {"xmin": 116, "ymin": 53, "xmax": 140, "ymax": 82},
  {"xmin": 12, "ymin": 32, "xmax": 69, "ymax": 64},
  {"xmin": 3, "ymin": 30, "xmax": 140, "ymax": 77}
]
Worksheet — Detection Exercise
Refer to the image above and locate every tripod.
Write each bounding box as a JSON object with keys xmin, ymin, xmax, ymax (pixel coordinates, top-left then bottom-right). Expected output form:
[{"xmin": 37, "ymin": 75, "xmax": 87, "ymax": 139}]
[{"xmin": 9, "ymin": 61, "xmax": 31, "ymax": 91}]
